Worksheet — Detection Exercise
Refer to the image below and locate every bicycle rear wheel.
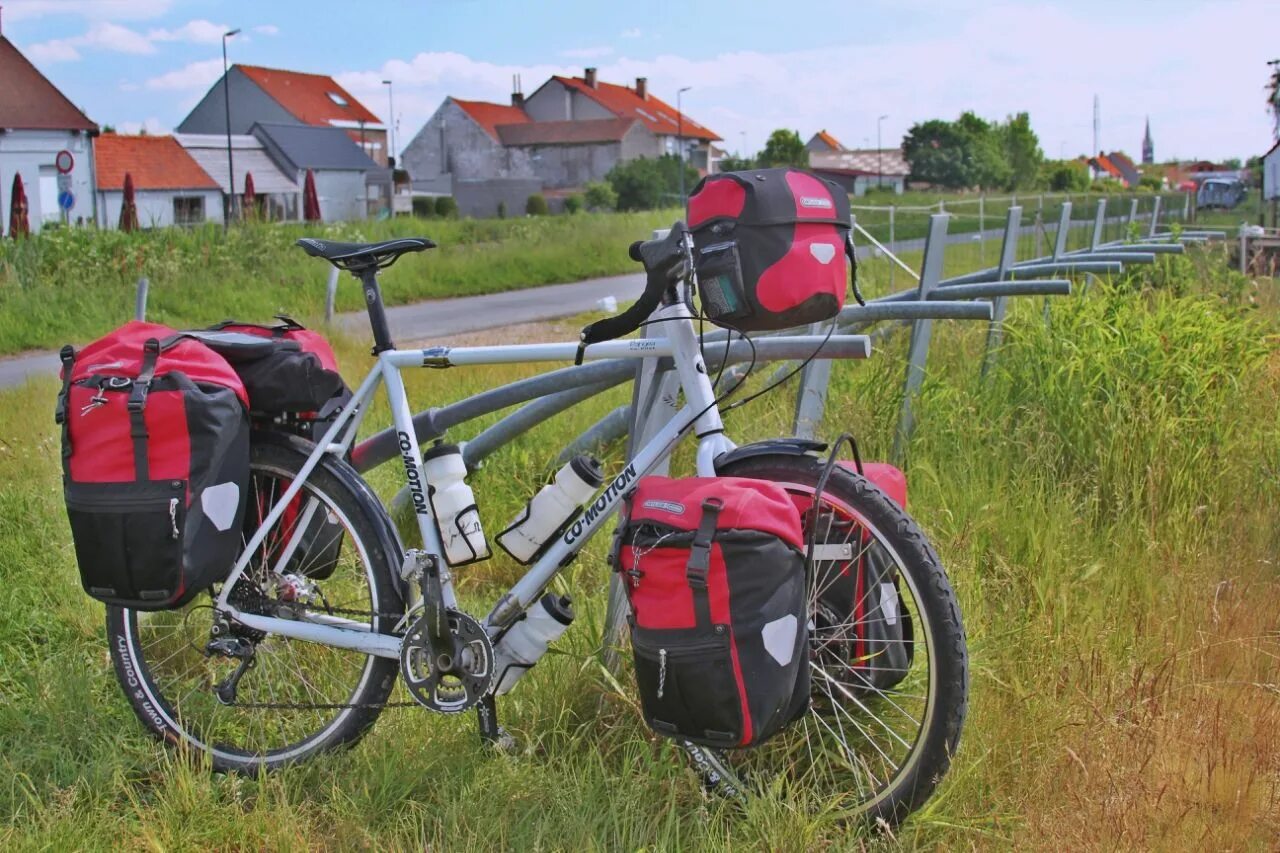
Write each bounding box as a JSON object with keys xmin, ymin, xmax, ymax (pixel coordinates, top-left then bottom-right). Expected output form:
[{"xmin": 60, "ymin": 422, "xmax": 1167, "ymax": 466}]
[
  {"xmin": 106, "ymin": 435, "xmax": 404, "ymax": 772},
  {"xmin": 700, "ymin": 453, "xmax": 968, "ymax": 827}
]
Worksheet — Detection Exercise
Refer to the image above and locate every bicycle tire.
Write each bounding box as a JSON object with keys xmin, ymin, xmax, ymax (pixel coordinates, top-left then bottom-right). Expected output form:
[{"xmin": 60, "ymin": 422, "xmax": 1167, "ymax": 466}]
[
  {"xmin": 106, "ymin": 434, "xmax": 405, "ymax": 773},
  {"xmin": 702, "ymin": 452, "xmax": 969, "ymax": 827}
]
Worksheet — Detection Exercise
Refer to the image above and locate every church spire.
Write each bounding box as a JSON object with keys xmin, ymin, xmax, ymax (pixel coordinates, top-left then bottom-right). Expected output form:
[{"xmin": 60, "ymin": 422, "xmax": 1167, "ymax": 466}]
[{"xmin": 1142, "ymin": 117, "xmax": 1154, "ymax": 165}]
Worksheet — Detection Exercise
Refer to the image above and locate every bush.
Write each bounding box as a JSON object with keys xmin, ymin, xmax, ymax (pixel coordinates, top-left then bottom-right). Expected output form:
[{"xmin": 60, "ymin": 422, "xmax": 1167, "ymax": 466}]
[
  {"xmin": 412, "ymin": 197, "xmax": 435, "ymax": 218},
  {"xmin": 563, "ymin": 194, "xmax": 583, "ymax": 214},
  {"xmin": 605, "ymin": 155, "xmax": 698, "ymax": 211},
  {"xmin": 497, "ymin": 201, "xmax": 507, "ymax": 219},
  {"xmin": 1138, "ymin": 175, "xmax": 1164, "ymax": 191},
  {"xmin": 435, "ymin": 196, "xmax": 458, "ymax": 218},
  {"xmin": 1046, "ymin": 161, "xmax": 1090, "ymax": 192},
  {"xmin": 525, "ymin": 194, "xmax": 549, "ymax": 216},
  {"xmin": 583, "ymin": 181, "xmax": 617, "ymax": 211}
]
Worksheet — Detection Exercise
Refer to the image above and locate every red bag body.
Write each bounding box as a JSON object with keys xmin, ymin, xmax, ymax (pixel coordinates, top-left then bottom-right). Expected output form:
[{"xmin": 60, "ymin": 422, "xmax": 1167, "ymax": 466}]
[
  {"xmin": 56, "ymin": 321, "xmax": 250, "ymax": 610},
  {"xmin": 688, "ymin": 168, "xmax": 851, "ymax": 332},
  {"xmin": 616, "ymin": 476, "xmax": 809, "ymax": 748}
]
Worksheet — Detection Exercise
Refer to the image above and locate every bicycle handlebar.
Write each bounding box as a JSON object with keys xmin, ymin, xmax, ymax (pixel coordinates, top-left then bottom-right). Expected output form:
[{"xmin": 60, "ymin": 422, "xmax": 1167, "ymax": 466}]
[{"xmin": 575, "ymin": 222, "xmax": 691, "ymax": 363}]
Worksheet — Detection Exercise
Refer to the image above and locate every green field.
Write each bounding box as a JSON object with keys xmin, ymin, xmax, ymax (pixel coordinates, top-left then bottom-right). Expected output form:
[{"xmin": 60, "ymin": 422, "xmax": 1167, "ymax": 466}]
[{"xmin": 1, "ymin": 238, "xmax": 1277, "ymax": 848}]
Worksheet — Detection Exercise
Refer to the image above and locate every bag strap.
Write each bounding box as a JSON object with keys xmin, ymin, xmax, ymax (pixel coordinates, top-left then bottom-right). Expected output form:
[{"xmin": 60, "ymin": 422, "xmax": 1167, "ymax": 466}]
[
  {"xmin": 55, "ymin": 345, "xmax": 76, "ymax": 461},
  {"xmin": 845, "ymin": 234, "xmax": 865, "ymax": 306},
  {"xmin": 685, "ymin": 497, "xmax": 724, "ymax": 628},
  {"xmin": 126, "ymin": 338, "xmax": 161, "ymax": 482}
]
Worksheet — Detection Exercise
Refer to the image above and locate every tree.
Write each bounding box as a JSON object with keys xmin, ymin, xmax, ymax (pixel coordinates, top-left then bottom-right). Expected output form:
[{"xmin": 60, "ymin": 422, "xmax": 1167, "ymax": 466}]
[
  {"xmin": 1045, "ymin": 160, "xmax": 1090, "ymax": 192},
  {"xmin": 525, "ymin": 193, "xmax": 549, "ymax": 215},
  {"xmin": 717, "ymin": 154, "xmax": 757, "ymax": 173},
  {"xmin": 758, "ymin": 129, "xmax": 808, "ymax": 168},
  {"xmin": 1268, "ymin": 64, "xmax": 1280, "ymax": 139},
  {"xmin": 583, "ymin": 181, "xmax": 617, "ymax": 211},
  {"xmin": 605, "ymin": 155, "xmax": 698, "ymax": 211},
  {"xmin": 903, "ymin": 111, "xmax": 1042, "ymax": 190},
  {"xmin": 997, "ymin": 112, "xmax": 1043, "ymax": 190},
  {"xmin": 563, "ymin": 194, "xmax": 583, "ymax": 214}
]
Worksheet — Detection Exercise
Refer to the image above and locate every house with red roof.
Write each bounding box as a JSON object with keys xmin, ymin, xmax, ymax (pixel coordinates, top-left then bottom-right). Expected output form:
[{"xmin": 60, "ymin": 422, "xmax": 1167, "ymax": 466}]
[
  {"xmin": 0, "ymin": 35, "xmax": 99, "ymax": 232},
  {"xmin": 1089, "ymin": 151, "xmax": 1141, "ymax": 188},
  {"xmin": 93, "ymin": 134, "xmax": 224, "ymax": 228},
  {"xmin": 177, "ymin": 64, "xmax": 389, "ymax": 167},
  {"xmin": 400, "ymin": 68, "xmax": 720, "ymax": 217},
  {"xmin": 806, "ymin": 130, "xmax": 846, "ymax": 153}
]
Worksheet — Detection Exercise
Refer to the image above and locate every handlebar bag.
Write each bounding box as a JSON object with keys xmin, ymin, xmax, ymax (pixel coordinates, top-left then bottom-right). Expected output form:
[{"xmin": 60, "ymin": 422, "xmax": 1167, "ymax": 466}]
[
  {"xmin": 614, "ymin": 476, "xmax": 810, "ymax": 748},
  {"xmin": 688, "ymin": 168, "xmax": 851, "ymax": 332},
  {"xmin": 55, "ymin": 321, "xmax": 250, "ymax": 610},
  {"xmin": 199, "ymin": 318, "xmax": 352, "ymax": 581}
]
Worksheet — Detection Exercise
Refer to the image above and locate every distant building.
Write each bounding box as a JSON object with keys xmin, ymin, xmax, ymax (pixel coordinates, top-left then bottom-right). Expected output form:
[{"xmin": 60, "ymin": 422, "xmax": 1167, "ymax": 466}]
[
  {"xmin": 805, "ymin": 130, "xmax": 846, "ymax": 153},
  {"xmin": 809, "ymin": 148, "xmax": 909, "ymax": 196},
  {"xmin": 1089, "ymin": 151, "xmax": 1141, "ymax": 187},
  {"xmin": 177, "ymin": 64, "xmax": 389, "ymax": 167},
  {"xmin": 1142, "ymin": 118, "xmax": 1154, "ymax": 166},
  {"xmin": 0, "ymin": 35, "xmax": 98, "ymax": 231},
  {"xmin": 400, "ymin": 68, "xmax": 720, "ymax": 216},
  {"xmin": 175, "ymin": 133, "xmax": 300, "ymax": 221},
  {"xmin": 93, "ymin": 134, "xmax": 223, "ymax": 229},
  {"xmin": 1261, "ymin": 140, "xmax": 1279, "ymax": 202},
  {"xmin": 249, "ymin": 123, "xmax": 378, "ymax": 222}
]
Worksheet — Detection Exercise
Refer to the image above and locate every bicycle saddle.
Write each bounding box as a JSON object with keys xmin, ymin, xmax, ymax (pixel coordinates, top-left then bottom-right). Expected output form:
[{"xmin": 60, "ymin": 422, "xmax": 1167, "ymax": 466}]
[{"xmin": 296, "ymin": 237, "xmax": 436, "ymax": 271}]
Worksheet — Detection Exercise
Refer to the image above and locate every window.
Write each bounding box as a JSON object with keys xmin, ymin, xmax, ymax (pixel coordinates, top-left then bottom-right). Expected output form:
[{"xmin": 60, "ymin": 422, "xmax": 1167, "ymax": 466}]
[
  {"xmin": 327, "ymin": 92, "xmax": 348, "ymax": 107},
  {"xmin": 173, "ymin": 196, "xmax": 205, "ymax": 226}
]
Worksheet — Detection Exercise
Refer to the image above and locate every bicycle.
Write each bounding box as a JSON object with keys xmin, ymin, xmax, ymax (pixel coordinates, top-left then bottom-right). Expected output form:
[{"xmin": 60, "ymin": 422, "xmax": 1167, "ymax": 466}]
[{"xmin": 104, "ymin": 224, "xmax": 968, "ymax": 826}]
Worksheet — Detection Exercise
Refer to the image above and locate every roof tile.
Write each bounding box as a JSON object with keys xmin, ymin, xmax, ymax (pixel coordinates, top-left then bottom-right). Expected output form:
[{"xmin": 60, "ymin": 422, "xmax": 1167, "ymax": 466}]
[
  {"xmin": 237, "ymin": 64, "xmax": 380, "ymax": 127},
  {"xmin": 496, "ymin": 118, "xmax": 637, "ymax": 146},
  {"xmin": 550, "ymin": 76, "xmax": 719, "ymax": 141},
  {"xmin": 94, "ymin": 134, "xmax": 220, "ymax": 191},
  {"xmin": 452, "ymin": 98, "xmax": 530, "ymax": 140},
  {"xmin": 0, "ymin": 36, "xmax": 97, "ymax": 131}
]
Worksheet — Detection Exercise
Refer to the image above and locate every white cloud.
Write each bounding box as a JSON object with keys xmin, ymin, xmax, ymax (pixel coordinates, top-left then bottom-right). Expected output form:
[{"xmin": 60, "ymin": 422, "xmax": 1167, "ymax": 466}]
[
  {"xmin": 4, "ymin": 0, "xmax": 171, "ymax": 22},
  {"xmin": 144, "ymin": 58, "xmax": 224, "ymax": 91},
  {"xmin": 560, "ymin": 46, "xmax": 613, "ymax": 60},
  {"xmin": 253, "ymin": 24, "xmax": 279, "ymax": 36},
  {"xmin": 25, "ymin": 21, "xmax": 154, "ymax": 63},
  {"xmin": 118, "ymin": 117, "xmax": 167, "ymax": 135},
  {"xmin": 147, "ymin": 20, "xmax": 230, "ymax": 45},
  {"xmin": 26, "ymin": 39, "xmax": 82, "ymax": 63}
]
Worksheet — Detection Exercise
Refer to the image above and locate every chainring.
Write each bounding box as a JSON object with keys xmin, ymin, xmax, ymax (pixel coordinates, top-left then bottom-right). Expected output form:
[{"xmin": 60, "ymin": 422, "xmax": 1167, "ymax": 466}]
[{"xmin": 399, "ymin": 610, "xmax": 495, "ymax": 714}]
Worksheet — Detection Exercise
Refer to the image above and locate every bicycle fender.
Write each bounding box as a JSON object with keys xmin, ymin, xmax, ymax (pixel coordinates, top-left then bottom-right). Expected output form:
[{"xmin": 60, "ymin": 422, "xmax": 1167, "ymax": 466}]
[
  {"xmin": 251, "ymin": 430, "xmax": 410, "ymax": 604},
  {"xmin": 713, "ymin": 438, "xmax": 827, "ymax": 473}
]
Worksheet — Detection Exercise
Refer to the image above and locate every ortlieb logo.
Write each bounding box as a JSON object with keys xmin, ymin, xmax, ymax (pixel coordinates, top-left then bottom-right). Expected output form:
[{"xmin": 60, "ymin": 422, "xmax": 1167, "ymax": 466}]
[
  {"xmin": 642, "ymin": 499, "xmax": 685, "ymax": 515},
  {"xmin": 800, "ymin": 196, "xmax": 832, "ymax": 209}
]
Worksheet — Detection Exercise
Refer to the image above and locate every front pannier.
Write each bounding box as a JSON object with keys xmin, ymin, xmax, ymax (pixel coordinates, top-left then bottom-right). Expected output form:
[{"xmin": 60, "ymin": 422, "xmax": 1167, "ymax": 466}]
[
  {"xmin": 616, "ymin": 477, "xmax": 809, "ymax": 748},
  {"xmin": 687, "ymin": 167, "xmax": 853, "ymax": 332},
  {"xmin": 56, "ymin": 321, "xmax": 250, "ymax": 610}
]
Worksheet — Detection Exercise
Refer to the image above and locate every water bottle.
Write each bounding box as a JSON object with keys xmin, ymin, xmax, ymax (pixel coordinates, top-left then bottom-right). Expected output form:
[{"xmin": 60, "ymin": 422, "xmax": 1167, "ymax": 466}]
[
  {"xmin": 492, "ymin": 593, "xmax": 575, "ymax": 695},
  {"xmin": 496, "ymin": 455, "xmax": 604, "ymax": 563},
  {"xmin": 421, "ymin": 442, "xmax": 489, "ymax": 565}
]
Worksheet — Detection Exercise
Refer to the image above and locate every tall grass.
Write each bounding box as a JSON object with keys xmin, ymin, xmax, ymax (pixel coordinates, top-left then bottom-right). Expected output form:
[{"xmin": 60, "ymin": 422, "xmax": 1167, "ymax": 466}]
[
  {"xmin": 0, "ymin": 248, "xmax": 1277, "ymax": 848},
  {"xmin": 0, "ymin": 211, "xmax": 675, "ymax": 355}
]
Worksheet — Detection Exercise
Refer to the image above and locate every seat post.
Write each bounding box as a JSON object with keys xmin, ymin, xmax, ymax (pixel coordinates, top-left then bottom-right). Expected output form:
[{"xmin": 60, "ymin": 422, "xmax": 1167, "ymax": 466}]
[{"xmin": 356, "ymin": 267, "xmax": 396, "ymax": 354}]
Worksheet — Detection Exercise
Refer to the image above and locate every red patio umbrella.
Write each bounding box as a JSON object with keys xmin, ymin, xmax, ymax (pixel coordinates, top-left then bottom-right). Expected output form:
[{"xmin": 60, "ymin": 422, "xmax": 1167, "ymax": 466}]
[
  {"xmin": 243, "ymin": 171, "xmax": 257, "ymax": 219},
  {"xmin": 119, "ymin": 172, "xmax": 139, "ymax": 232},
  {"xmin": 302, "ymin": 169, "xmax": 321, "ymax": 222},
  {"xmin": 8, "ymin": 173, "xmax": 30, "ymax": 238}
]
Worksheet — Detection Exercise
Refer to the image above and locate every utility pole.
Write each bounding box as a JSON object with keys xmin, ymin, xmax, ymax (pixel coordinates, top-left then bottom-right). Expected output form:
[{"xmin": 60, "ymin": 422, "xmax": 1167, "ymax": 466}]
[
  {"xmin": 877, "ymin": 114, "xmax": 888, "ymax": 189},
  {"xmin": 221, "ymin": 28, "xmax": 241, "ymax": 226},
  {"xmin": 382, "ymin": 79, "xmax": 395, "ymax": 166},
  {"xmin": 677, "ymin": 86, "xmax": 692, "ymax": 208}
]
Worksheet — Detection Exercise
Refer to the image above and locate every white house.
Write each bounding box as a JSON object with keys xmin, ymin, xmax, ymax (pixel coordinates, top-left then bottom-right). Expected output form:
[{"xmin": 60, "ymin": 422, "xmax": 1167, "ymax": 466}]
[
  {"xmin": 0, "ymin": 35, "xmax": 98, "ymax": 232},
  {"xmin": 1264, "ymin": 140, "xmax": 1280, "ymax": 203},
  {"xmin": 175, "ymin": 133, "xmax": 300, "ymax": 221},
  {"xmin": 93, "ymin": 134, "xmax": 223, "ymax": 229},
  {"xmin": 251, "ymin": 122, "xmax": 378, "ymax": 222}
]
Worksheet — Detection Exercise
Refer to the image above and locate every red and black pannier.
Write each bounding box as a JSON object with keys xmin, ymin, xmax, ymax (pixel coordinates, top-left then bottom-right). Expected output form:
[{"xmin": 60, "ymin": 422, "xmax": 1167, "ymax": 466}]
[
  {"xmin": 56, "ymin": 321, "xmax": 250, "ymax": 610},
  {"xmin": 687, "ymin": 167, "xmax": 853, "ymax": 332},
  {"xmin": 615, "ymin": 477, "xmax": 809, "ymax": 748}
]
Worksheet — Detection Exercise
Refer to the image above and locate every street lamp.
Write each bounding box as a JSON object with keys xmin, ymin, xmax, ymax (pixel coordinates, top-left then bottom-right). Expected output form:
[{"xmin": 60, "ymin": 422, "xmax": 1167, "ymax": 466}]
[
  {"xmin": 382, "ymin": 79, "xmax": 395, "ymax": 166},
  {"xmin": 877, "ymin": 114, "xmax": 888, "ymax": 190},
  {"xmin": 677, "ymin": 86, "xmax": 691, "ymax": 207},
  {"xmin": 222, "ymin": 28, "xmax": 241, "ymax": 225}
]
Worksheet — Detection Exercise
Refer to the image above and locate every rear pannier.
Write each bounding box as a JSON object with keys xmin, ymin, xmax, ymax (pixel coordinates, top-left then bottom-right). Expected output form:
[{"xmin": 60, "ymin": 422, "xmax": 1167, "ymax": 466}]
[
  {"xmin": 56, "ymin": 321, "xmax": 250, "ymax": 610},
  {"xmin": 687, "ymin": 167, "xmax": 853, "ymax": 332},
  {"xmin": 616, "ymin": 477, "xmax": 809, "ymax": 748}
]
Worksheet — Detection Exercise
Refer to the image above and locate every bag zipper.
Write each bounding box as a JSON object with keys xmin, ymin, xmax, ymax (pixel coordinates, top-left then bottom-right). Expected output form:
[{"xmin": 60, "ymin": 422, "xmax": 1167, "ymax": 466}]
[{"xmin": 168, "ymin": 497, "xmax": 180, "ymax": 539}]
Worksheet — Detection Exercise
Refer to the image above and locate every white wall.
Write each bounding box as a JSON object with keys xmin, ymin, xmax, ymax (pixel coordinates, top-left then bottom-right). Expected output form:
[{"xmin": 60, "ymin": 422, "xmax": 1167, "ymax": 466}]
[
  {"xmin": 98, "ymin": 188, "xmax": 224, "ymax": 229},
  {"xmin": 0, "ymin": 130, "xmax": 96, "ymax": 232},
  {"xmin": 309, "ymin": 170, "xmax": 368, "ymax": 222},
  {"xmin": 1265, "ymin": 149, "xmax": 1280, "ymax": 202}
]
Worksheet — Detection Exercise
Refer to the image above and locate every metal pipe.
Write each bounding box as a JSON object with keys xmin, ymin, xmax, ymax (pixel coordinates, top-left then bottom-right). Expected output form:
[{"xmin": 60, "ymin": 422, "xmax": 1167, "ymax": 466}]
[
  {"xmin": 933, "ymin": 280, "xmax": 1072, "ymax": 299},
  {"xmin": 134, "ymin": 277, "xmax": 149, "ymax": 321},
  {"xmin": 556, "ymin": 405, "xmax": 631, "ymax": 465},
  {"xmin": 463, "ymin": 381, "xmax": 618, "ymax": 469}
]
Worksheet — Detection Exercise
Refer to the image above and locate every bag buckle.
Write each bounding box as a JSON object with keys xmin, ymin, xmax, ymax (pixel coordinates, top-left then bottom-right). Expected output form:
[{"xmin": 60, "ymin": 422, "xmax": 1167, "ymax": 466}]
[{"xmin": 685, "ymin": 497, "xmax": 723, "ymax": 590}]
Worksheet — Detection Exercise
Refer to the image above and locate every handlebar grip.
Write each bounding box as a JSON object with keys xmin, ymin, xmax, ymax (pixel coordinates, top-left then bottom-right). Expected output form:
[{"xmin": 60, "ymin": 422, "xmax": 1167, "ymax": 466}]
[{"xmin": 628, "ymin": 241, "xmax": 645, "ymax": 262}]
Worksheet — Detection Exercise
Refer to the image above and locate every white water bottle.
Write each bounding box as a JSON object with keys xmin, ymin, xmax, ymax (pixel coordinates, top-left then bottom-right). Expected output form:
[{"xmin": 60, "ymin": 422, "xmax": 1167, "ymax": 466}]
[
  {"xmin": 492, "ymin": 593, "xmax": 575, "ymax": 695},
  {"xmin": 497, "ymin": 455, "xmax": 604, "ymax": 563},
  {"xmin": 421, "ymin": 442, "xmax": 489, "ymax": 565}
]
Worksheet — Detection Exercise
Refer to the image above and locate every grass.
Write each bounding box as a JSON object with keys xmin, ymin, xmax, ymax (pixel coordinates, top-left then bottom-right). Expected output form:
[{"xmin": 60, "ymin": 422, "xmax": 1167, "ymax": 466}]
[
  {"xmin": 0, "ymin": 211, "xmax": 676, "ymax": 355},
  {"xmin": 1, "ymin": 225, "xmax": 1278, "ymax": 849}
]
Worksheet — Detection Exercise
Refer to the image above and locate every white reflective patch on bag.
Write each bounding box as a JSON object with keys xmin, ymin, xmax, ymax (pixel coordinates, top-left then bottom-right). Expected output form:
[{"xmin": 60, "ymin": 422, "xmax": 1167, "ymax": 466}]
[
  {"xmin": 201, "ymin": 482, "xmax": 240, "ymax": 532},
  {"xmin": 880, "ymin": 581, "xmax": 899, "ymax": 626},
  {"xmin": 761, "ymin": 614, "xmax": 798, "ymax": 666},
  {"xmin": 809, "ymin": 242, "xmax": 837, "ymax": 264}
]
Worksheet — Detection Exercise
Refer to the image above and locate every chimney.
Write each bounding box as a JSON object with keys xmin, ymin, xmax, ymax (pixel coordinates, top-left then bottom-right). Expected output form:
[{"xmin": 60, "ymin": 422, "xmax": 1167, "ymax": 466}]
[
  {"xmin": 511, "ymin": 73, "xmax": 524, "ymax": 107},
  {"xmin": 584, "ymin": 67, "xmax": 598, "ymax": 88},
  {"xmin": 635, "ymin": 77, "xmax": 647, "ymax": 99}
]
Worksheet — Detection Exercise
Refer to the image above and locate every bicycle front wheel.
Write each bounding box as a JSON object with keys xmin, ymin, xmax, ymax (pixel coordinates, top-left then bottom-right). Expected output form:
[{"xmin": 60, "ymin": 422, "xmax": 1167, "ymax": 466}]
[
  {"xmin": 700, "ymin": 452, "xmax": 969, "ymax": 827},
  {"xmin": 106, "ymin": 435, "xmax": 405, "ymax": 772}
]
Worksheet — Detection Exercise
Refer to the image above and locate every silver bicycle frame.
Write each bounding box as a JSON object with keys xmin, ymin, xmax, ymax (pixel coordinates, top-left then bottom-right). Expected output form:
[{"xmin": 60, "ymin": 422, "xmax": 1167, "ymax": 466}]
[{"xmin": 213, "ymin": 299, "xmax": 785, "ymax": 660}]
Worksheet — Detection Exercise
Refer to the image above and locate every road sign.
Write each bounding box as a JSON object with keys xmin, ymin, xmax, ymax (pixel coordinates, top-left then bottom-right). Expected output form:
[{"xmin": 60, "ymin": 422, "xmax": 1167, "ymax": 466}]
[
  {"xmin": 55, "ymin": 150, "xmax": 74, "ymax": 174},
  {"xmin": 58, "ymin": 191, "xmax": 75, "ymax": 211},
  {"xmin": 56, "ymin": 173, "xmax": 72, "ymax": 193}
]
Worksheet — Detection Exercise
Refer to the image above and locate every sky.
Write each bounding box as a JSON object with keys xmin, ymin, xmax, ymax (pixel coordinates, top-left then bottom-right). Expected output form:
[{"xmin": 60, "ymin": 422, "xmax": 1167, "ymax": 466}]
[{"xmin": 2, "ymin": 0, "xmax": 1276, "ymax": 163}]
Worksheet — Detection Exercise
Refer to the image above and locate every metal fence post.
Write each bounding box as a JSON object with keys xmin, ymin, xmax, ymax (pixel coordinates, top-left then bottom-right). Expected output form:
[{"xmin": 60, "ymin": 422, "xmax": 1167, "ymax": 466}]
[
  {"xmin": 324, "ymin": 266, "xmax": 340, "ymax": 323},
  {"xmin": 1149, "ymin": 195, "xmax": 1162, "ymax": 239},
  {"xmin": 134, "ymin": 277, "xmax": 149, "ymax": 322},
  {"xmin": 1240, "ymin": 229, "xmax": 1248, "ymax": 275},
  {"xmin": 1127, "ymin": 198, "xmax": 1139, "ymax": 237},
  {"xmin": 1045, "ymin": 201, "xmax": 1072, "ymax": 326},
  {"xmin": 888, "ymin": 205, "xmax": 896, "ymax": 290},
  {"xmin": 980, "ymin": 205, "xmax": 1023, "ymax": 377},
  {"xmin": 891, "ymin": 214, "xmax": 949, "ymax": 466},
  {"xmin": 793, "ymin": 214, "xmax": 857, "ymax": 439},
  {"xmin": 1092, "ymin": 198, "xmax": 1106, "ymax": 250},
  {"xmin": 979, "ymin": 195, "xmax": 986, "ymax": 266}
]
